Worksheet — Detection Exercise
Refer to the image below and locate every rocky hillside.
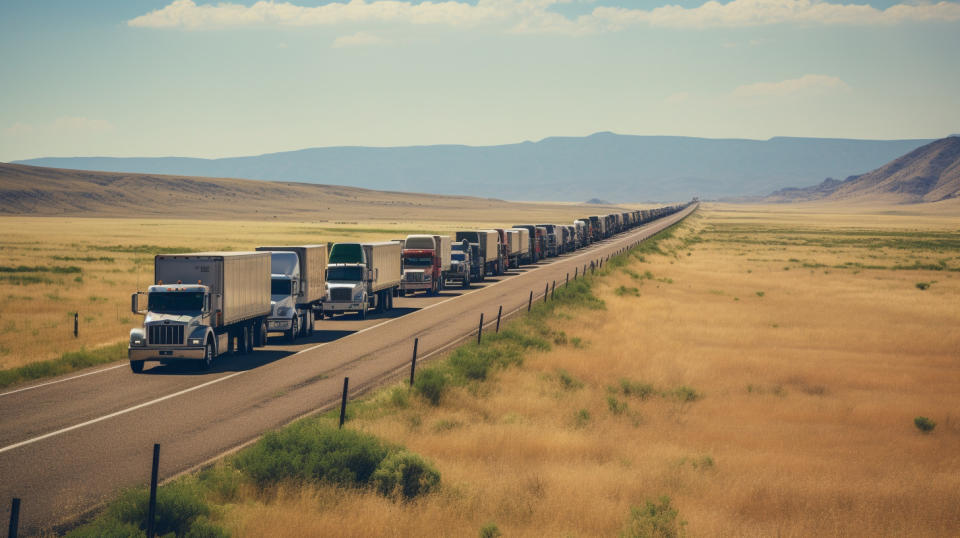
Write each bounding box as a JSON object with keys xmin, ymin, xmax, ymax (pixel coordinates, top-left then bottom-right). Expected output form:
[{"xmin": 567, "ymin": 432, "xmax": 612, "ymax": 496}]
[{"xmin": 765, "ymin": 136, "xmax": 960, "ymax": 203}]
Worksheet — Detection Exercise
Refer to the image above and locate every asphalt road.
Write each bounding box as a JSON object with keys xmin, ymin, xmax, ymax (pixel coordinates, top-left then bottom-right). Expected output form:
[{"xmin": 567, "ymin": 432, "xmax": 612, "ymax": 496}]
[{"xmin": 0, "ymin": 205, "xmax": 696, "ymax": 535}]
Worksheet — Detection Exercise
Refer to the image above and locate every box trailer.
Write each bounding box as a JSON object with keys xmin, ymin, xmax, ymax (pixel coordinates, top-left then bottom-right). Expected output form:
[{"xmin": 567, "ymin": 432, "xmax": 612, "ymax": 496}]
[{"xmin": 129, "ymin": 252, "xmax": 271, "ymax": 372}]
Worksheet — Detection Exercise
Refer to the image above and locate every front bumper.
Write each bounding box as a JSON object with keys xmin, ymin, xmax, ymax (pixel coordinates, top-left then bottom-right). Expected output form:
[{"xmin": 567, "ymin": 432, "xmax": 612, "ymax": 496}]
[
  {"xmin": 323, "ymin": 301, "xmax": 364, "ymax": 313},
  {"xmin": 267, "ymin": 318, "xmax": 293, "ymax": 332},
  {"xmin": 129, "ymin": 347, "xmax": 205, "ymax": 361},
  {"xmin": 401, "ymin": 281, "xmax": 431, "ymax": 291}
]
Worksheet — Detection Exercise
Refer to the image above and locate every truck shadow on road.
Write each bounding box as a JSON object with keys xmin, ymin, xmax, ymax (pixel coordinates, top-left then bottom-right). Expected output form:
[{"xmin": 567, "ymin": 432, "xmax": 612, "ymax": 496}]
[{"xmin": 140, "ymin": 349, "xmax": 295, "ymax": 376}]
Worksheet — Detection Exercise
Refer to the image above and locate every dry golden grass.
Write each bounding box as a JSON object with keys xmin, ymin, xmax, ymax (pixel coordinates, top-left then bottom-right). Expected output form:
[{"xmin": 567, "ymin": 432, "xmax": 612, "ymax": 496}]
[{"xmin": 221, "ymin": 203, "xmax": 960, "ymax": 537}]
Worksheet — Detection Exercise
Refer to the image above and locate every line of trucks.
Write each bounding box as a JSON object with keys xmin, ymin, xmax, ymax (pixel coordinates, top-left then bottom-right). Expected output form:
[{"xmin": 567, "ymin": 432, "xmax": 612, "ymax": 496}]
[{"xmin": 128, "ymin": 203, "xmax": 693, "ymax": 372}]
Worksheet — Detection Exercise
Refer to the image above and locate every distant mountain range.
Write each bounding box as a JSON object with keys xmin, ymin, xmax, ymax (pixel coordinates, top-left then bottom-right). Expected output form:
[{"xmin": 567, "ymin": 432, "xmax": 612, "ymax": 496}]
[
  {"xmin": 12, "ymin": 133, "xmax": 934, "ymax": 202},
  {"xmin": 764, "ymin": 136, "xmax": 960, "ymax": 203}
]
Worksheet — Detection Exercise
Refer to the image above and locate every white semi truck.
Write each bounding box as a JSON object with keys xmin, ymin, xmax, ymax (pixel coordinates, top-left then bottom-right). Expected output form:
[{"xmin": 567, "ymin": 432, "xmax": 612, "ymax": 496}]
[
  {"xmin": 255, "ymin": 245, "xmax": 327, "ymax": 343},
  {"xmin": 323, "ymin": 242, "xmax": 402, "ymax": 320},
  {"xmin": 128, "ymin": 252, "xmax": 271, "ymax": 372}
]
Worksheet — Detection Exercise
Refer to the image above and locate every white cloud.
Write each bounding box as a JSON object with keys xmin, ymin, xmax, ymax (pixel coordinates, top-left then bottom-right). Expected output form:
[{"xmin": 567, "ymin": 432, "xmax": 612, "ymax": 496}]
[
  {"xmin": 128, "ymin": 0, "xmax": 960, "ymax": 33},
  {"xmin": 732, "ymin": 74, "xmax": 850, "ymax": 97},
  {"xmin": 333, "ymin": 31, "xmax": 389, "ymax": 47}
]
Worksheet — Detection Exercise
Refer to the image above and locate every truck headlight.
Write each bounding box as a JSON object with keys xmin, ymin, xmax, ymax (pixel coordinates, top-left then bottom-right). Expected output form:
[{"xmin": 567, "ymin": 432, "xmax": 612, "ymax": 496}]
[
  {"xmin": 129, "ymin": 329, "xmax": 145, "ymax": 346},
  {"xmin": 354, "ymin": 292, "xmax": 363, "ymax": 301},
  {"xmin": 277, "ymin": 307, "xmax": 293, "ymax": 317},
  {"xmin": 189, "ymin": 338, "xmax": 202, "ymax": 346}
]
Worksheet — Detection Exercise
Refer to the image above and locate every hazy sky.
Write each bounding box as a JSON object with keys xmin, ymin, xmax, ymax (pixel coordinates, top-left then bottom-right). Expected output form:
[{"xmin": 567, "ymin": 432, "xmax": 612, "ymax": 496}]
[{"xmin": 2, "ymin": 0, "xmax": 958, "ymax": 161}]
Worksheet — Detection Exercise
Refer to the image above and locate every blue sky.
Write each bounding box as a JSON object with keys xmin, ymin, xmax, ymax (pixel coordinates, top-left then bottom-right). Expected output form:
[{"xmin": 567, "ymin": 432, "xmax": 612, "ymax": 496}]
[{"xmin": 1, "ymin": 0, "xmax": 958, "ymax": 161}]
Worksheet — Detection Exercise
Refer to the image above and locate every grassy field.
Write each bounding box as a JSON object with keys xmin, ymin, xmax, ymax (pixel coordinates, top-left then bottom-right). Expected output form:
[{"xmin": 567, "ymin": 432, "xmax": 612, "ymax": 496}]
[{"xmin": 69, "ymin": 202, "xmax": 960, "ymax": 537}]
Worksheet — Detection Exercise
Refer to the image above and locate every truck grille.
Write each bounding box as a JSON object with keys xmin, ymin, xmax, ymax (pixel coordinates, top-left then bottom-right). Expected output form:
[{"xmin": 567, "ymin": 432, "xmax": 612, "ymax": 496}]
[
  {"xmin": 331, "ymin": 288, "xmax": 352, "ymax": 301},
  {"xmin": 149, "ymin": 325, "xmax": 184, "ymax": 346},
  {"xmin": 406, "ymin": 272, "xmax": 424, "ymax": 282}
]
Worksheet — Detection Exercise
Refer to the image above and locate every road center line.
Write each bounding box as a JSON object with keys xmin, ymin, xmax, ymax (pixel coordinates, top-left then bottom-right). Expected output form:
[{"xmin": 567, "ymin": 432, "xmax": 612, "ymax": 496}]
[
  {"xmin": 0, "ymin": 363, "xmax": 128, "ymax": 399},
  {"xmin": 0, "ymin": 371, "xmax": 246, "ymax": 454}
]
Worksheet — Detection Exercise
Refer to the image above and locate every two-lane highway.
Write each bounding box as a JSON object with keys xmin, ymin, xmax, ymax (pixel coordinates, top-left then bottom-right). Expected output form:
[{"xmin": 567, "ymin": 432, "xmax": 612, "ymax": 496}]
[{"xmin": 0, "ymin": 205, "xmax": 696, "ymax": 535}]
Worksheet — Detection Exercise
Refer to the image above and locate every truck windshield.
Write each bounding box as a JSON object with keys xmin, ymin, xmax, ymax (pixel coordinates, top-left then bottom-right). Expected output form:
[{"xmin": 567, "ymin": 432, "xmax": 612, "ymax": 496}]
[
  {"xmin": 455, "ymin": 231, "xmax": 479, "ymax": 243},
  {"xmin": 327, "ymin": 266, "xmax": 363, "ymax": 281},
  {"xmin": 329, "ymin": 243, "xmax": 364, "ymax": 264},
  {"xmin": 403, "ymin": 256, "xmax": 433, "ymax": 267},
  {"xmin": 271, "ymin": 278, "xmax": 292, "ymax": 295},
  {"xmin": 148, "ymin": 292, "xmax": 204, "ymax": 313},
  {"xmin": 451, "ymin": 252, "xmax": 466, "ymax": 261}
]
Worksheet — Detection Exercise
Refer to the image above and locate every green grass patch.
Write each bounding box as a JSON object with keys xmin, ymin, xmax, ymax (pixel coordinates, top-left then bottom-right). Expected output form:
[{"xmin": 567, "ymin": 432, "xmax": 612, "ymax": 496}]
[
  {"xmin": 0, "ymin": 264, "xmax": 82, "ymax": 273},
  {"xmin": 0, "ymin": 342, "xmax": 127, "ymax": 389}
]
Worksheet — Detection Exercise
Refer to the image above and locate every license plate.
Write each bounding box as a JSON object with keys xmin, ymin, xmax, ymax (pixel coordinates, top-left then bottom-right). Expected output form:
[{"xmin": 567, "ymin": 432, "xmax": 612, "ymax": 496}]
[{"xmin": 159, "ymin": 350, "xmax": 173, "ymax": 356}]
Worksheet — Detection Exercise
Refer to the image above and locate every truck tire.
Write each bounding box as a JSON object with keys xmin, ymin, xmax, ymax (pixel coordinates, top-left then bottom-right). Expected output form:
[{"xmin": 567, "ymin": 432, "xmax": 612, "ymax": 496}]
[
  {"xmin": 462, "ymin": 275, "xmax": 470, "ymax": 288},
  {"xmin": 129, "ymin": 360, "xmax": 144, "ymax": 373},
  {"xmin": 359, "ymin": 307, "xmax": 367, "ymax": 320},
  {"xmin": 238, "ymin": 326, "xmax": 249, "ymax": 354},
  {"xmin": 387, "ymin": 291, "xmax": 394, "ymax": 310},
  {"xmin": 306, "ymin": 311, "xmax": 314, "ymax": 336},
  {"xmin": 200, "ymin": 340, "xmax": 214, "ymax": 371},
  {"xmin": 286, "ymin": 316, "xmax": 298, "ymax": 344},
  {"xmin": 246, "ymin": 324, "xmax": 256, "ymax": 352},
  {"xmin": 257, "ymin": 320, "xmax": 267, "ymax": 347}
]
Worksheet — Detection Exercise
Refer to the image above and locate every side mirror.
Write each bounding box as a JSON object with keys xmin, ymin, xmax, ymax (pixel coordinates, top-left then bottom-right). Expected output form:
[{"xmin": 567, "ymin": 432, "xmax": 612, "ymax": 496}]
[
  {"xmin": 131, "ymin": 292, "xmax": 147, "ymax": 315},
  {"xmin": 373, "ymin": 268, "xmax": 379, "ymax": 281}
]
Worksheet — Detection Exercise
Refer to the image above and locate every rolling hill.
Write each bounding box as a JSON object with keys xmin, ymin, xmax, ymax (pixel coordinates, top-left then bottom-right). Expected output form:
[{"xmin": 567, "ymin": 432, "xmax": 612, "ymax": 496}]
[
  {"xmin": 0, "ymin": 162, "xmax": 627, "ymax": 222},
  {"xmin": 12, "ymin": 133, "xmax": 933, "ymax": 202},
  {"xmin": 765, "ymin": 136, "xmax": 960, "ymax": 204}
]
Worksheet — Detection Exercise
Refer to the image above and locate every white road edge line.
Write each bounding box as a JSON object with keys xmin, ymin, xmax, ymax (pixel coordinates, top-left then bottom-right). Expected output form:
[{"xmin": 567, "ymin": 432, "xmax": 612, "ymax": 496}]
[
  {"xmin": 0, "ymin": 363, "xmax": 128, "ymax": 398},
  {"xmin": 0, "ymin": 371, "xmax": 245, "ymax": 454}
]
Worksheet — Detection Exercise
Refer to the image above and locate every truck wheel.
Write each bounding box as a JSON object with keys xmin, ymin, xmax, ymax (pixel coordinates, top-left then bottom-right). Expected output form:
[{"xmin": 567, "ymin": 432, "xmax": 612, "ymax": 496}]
[
  {"xmin": 306, "ymin": 311, "xmax": 314, "ymax": 336},
  {"xmin": 359, "ymin": 307, "xmax": 367, "ymax": 320},
  {"xmin": 246, "ymin": 324, "xmax": 255, "ymax": 352},
  {"xmin": 387, "ymin": 291, "xmax": 394, "ymax": 310},
  {"xmin": 463, "ymin": 275, "xmax": 470, "ymax": 289},
  {"xmin": 257, "ymin": 321, "xmax": 267, "ymax": 347},
  {"xmin": 200, "ymin": 340, "xmax": 214, "ymax": 370},
  {"xmin": 130, "ymin": 360, "xmax": 144, "ymax": 373},
  {"xmin": 286, "ymin": 317, "xmax": 298, "ymax": 344},
  {"xmin": 238, "ymin": 326, "xmax": 249, "ymax": 354}
]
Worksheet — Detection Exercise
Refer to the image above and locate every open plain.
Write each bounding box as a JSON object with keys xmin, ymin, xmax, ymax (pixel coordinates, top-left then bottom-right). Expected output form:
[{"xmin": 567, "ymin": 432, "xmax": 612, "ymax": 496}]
[{"xmin": 190, "ymin": 202, "xmax": 959, "ymax": 537}]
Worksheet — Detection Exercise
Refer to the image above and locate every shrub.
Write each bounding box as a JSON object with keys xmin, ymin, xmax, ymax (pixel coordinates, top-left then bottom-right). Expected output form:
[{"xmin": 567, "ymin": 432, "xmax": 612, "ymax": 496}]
[
  {"xmin": 621, "ymin": 496, "xmax": 685, "ymax": 538},
  {"xmin": 234, "ymin": 424, "xmax": 390, "ymax": 488},
  {"xmin": 914, "ymin": 416, "xmax": 936, "ymax": 433},
  {"xmin": 389, "ymin": 386, "xmax": 410, "ymax": 408},
  {"xmin": 607, "ymin": 396, "xmax": 628, "ymax": 415},
  {"xmin": 479, "ymin": 522, "xmax": 502, "ymax": 538},
  {"xmin": 615, "ymin": 286, "xmax": 640, "ymax": 297},
  {"xmin": 575, "ymin": 408, "xmax": 591, "ymax": 428},
  {"xmin": 673, "ymin": 386, "xmax": 700, "ymax": 402},
  {"xmin": 372, "ymin": 450, "xmax": 441, "ymax": 500},
  {"xmin": 915, "ymin": 282, "xmax": 932, "ymax": 290},
  {"xmin": 414, "ymin": 368, "xmax": 449, "ymax": 405},
  {"xmin": 99, "ymin": 481, "xmax": 211, "ymax": 538},
  {"xmin": 756, "ymin": 291, "xmax": 765, "ymax": 297},
  {"xmin": 557, "ymin": 369, "xmax": 583, "ymax": 390},
  {"xmin": 620, "ymin": 379, "xmax": 655, "ymax": 399},
  {"xmin": 185, "ymin": 517, "xmax": 230, "ymax": 538}
]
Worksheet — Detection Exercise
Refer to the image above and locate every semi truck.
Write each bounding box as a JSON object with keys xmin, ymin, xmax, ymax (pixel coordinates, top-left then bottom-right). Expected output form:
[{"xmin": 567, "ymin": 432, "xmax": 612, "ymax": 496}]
[
  {"xmin": 129, "ymin": 252, "xmax": 271, "ymax": 373},
  {"xmin": 400, "ymin": 234, "xmax": 451, "ymax": 296},
  {"xmin": 537, "ymin": 224, "xmax": 561, "ymax": 256},
  {"xmin": 505, "ymin": 228, "xmax": 529, "ymax": 266},
  {"xmin": 255, "ymin": 245, "xmax": 327, "ymax": 343},
  {"xmin": 323, "ymin": 242, "xmax": 401, "ymax": 320},
  {"xmin": 574, "ymin": 220, "xmax": 590, "ymax": 247},
  {"xmin": 511, "ymin": 225, "xmax": 540, "ymax": 263},
  {"xmin": 447, "ymin": 240, "xmax": 474, "ymax": 288},
  {"xmin": 455, "ymin": 230, "xmax": 502, "ymax": 279}
]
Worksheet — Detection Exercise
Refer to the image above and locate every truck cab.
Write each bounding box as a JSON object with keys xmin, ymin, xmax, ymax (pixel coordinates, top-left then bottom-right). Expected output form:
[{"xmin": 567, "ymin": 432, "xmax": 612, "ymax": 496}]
[
  {"xmin": 537, "ymin": 224, "xmax": 560, "ymax": 256},
  {"xmin": 325, "ymin": 243, "xmax": 371, "ymax": 318},
  {"xmin": 448, "ymin": 240, "xmax": 473, "ymax": 288},
  {"xmin": 401, "ymin": 234, "xmax": 443, "ymax": 295},
  {"xmin": 265, "ymin": 251, "xmax": 306, "ymax": 341},
  {"xmin": 130, "ymin": 283, "xmax": 216, "ymax": 370}
]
